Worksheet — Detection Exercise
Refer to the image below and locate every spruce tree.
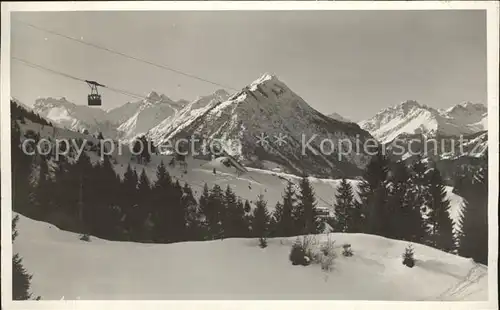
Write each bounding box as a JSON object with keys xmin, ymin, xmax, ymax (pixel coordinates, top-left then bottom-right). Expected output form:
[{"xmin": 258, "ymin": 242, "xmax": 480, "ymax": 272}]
[
  {"xmin": 387, "ymin": 161, "xmax": 425, "ymax": 242},
  {"xmin": 270, "ymin": 202, "xmax": 282, "ymax": 237},
  {"xmin": 458, "ymin": 165, "xmax": 488, "ymax": 264},
  {"xmin": 11, "ymin": 120, "xmax": 34, "ymax": 215},
  {"xmin": 150, "ymin": 161, "xmax": 173, "ymax": 242},
  {"xmin": 272, "ymin": 182, "xmax": 296, "ymax": 237},
  {"xmin": 205, "ymin": 184, "xmax": 225, "ymax": 239},
  {"xmin": 88, "ymin": 156, "xmax": 122, "ymax": 239},
  {"xmin": 183, "ymin": 183, "xmax": 204, "ymax": 241},
  {"xmin": 169, "ymin": 180, "xmax": 187, "ymax": 242},
  {"xmin": 32, "ymin": 155, "xmax": 53, "ymax": 219},
  {"xmin": 223, "ymin": 186, "xmax": 246, "ymax": 237},
  {"xmin": 121, "ymin": 164, "xmax": 139, "ymax": 209},
  {"xmin": 137, "ymin": 168, "xmax": 151, "ymax": 208},
  {"xmin": 295, "ymin": 176, "xmax": 319, "ymax": 235},
  {"xmin": 12, "ymin": 215, "xmax": 39, "ymax": 300},
  {"xmin": 198, "ymin": 184, "xmax": 211, "ymax": 239},
  {"xmin": 410, "ymin": 154, "xmax": 430, "ymax": 212},
  {"xmin": 334, "ymin": 178, "xmax": 355, "ymax": 233},
  {"xmin": 349, "ymin": 199, "xmax": 365, "ymax": 233},
  {"xmin": 358, "ymin": 150, "xmax": 390, "ymax": 236},
  {"xmin": 425, "ymin": 168, "xmax": 455, "ymax": 252}
]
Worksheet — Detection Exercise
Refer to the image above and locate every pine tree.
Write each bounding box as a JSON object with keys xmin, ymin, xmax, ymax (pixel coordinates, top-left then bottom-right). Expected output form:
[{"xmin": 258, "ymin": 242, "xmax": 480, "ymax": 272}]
[
  {"xmin": 252, "ymin": 194, "xmax": 270, "ymax": 239},
  {"xmin": 295, "ymin": 176, "xmax": 320, "ymax": 235},
  {"xmin": 12, "ymin": 215, "xmax": 39, "ymax": 300},
  {"xmin": 169, "ymin": 180, "xmax": 187, "ymax": 242},
  {"xmin": 273, "ymin": 182, "xmax": 297, "ymax": 237},
  {"xmin": 358, "ymin": 150, "xmax": 390, "ymax": 236},
  {"xmin": 182, "ymin": 183, "xmax": 204, "ymax": 240},
  {"xmin": 87, "ymin": 156, "xmax": 122, "ymax": 239},
  {"xmin": 410, "ymin": 155, "xmax": 430, "ymax": 212},
  {"xmin": 140, "ymin": 136, "xmax": 152, "ymax": 164},
  {"xmin": 137, "ymin": 168, "xmax": 151, "ymax": 206},
  {"xmin": 205, "ymin": 184, "xmax": 225, "ymax": 239},
  {"xmin": 32, "ymin": 155, "xmax": 53, "ymax": 219},
  {"xmin": 425, "ymin": 168, "xmax": 455, "ymax": 252},
  {"xmin": 11, "ymin": 120, "xmax": 34, "ymax": 215},
  {"xmin": 349, "ymin": 199, "xmax": 365, "ymax": 233},
  {"xmin": 387, "ymin": 161, "xmax": 426, "ymax": 242},
  {"xmin": 458, "ymin": 165, "xmax": 488, "ymax": 264},
  {"xmin": 223, "ymin": 186, "xmax": 246, "ymax": 237},
  {"xmin": 150, "ymin": 161, "xmax": 173, "ymax": 242},
  {"xmin": 121, "ymin": 164, "xmax": 139, "ymax": 209},
  {"xmin": 334, "ymin": 178, "xmax": 355, "ymax": 233},
  {"xmin": 402, "ymin": 244, "xmax": 416, "ymax": 268}
]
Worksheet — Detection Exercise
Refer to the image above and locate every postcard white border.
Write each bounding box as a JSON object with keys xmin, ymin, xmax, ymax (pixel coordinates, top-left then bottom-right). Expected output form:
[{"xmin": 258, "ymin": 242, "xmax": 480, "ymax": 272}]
[{"xmin": 1, "ymin": 2, "xmax": 499, "ymax": 310}]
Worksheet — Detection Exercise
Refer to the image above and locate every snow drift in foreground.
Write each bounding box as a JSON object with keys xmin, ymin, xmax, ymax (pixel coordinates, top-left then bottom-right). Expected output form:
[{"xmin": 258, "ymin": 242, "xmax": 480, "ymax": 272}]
[{"xmin": 14, "ymin": 213, "xmax": 487, "ymax": 301}]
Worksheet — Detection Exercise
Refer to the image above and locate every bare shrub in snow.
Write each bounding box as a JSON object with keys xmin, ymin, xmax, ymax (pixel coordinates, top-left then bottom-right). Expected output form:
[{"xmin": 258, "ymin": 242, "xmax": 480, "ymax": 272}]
[
  {"xmin": 80, "ymin": 233, "xmax": 90, "ymax": 242},
  {"xmin": 342, "ymin": 243, "xmax": 353, "ymax": 257},
  {"xmin": 301, "ymin": 235, "xmax": 318, "ymax": 261},
  {"xmin": 402, "ymin": 244, "xmax": 415, "ymax": 268},
  {"xmin": 259, "ymin": 237, "xmax": 268, "ymax": 248},
  {"xmin": 320, "ymin": 235, "xmax": 336, "ymax": 257},
  {"xmin": 289, "ymin": 238, "xmax": 310, "ymax": 266},
  {"xmin": 320, "ymin": 253, "xmax": 336, "ymax": 272}
]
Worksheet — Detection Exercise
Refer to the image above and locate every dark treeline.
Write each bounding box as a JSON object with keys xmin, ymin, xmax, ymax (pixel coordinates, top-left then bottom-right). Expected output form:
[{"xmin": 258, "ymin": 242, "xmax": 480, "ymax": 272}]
[
  {"xmin": 329, "ymin": 150, "xmax": 488, "ymax": 265},
  {"xmin": 11, "ymin": 102, "xmax": 488, "ymax": 268}
]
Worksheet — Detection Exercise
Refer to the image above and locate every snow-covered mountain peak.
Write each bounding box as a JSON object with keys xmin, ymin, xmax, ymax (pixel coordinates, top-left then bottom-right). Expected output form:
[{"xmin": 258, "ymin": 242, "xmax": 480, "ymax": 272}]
[
  {"xmin": 32, "ymin": 96, "xmax": 114, "ymax": 136},
  {"xmin": 251, "ymin": 72, "xmax": 277, "ymax": 85},
  {"xmin": 143, "ymin": 91, "xmax": 178, "ymax": 106},
  {"xmin": 148, "ymin": 73, "xmax": 373, "ymax": 177},
  {"xmin": 34, "ymin": 97, "xmax": 77, "ymax": 110},
  {"xmin": 359, "ymin": 100, "xmax": 488, "ymax": 143},
  {"xmin": 327, "ymin": 112, "xmax": 351, "ymax": 123},
  {"xmin": 248, "ymin": 73, "xmax": 284, "ymax": 91},
  {"xmin": 399, "ymin": 99, "xmax": 425, "ymax": 111},
  {"xmin": 447, "ymin": 101, "xmax": 487, "ymax": 115},
  {"xmin": 145, "ymin": 91, "xmax": 162, "ymax": 102},
  {"xmin": 213, "ymin": 89, "xmax": 230, "ymax": 98}
]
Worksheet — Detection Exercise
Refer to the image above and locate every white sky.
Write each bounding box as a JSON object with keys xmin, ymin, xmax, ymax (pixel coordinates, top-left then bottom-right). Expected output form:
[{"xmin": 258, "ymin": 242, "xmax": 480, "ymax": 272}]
[{"xmin": 11, "ymin": 10, "xmax": 487, "ymax": 121}]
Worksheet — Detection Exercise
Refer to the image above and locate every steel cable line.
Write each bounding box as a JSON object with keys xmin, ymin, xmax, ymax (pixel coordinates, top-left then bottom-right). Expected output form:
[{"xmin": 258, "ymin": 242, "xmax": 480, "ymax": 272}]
[
  {"xmin": 12, "ymin": 58, "xmax": 338, "ymax": 211},
  {"xmin": 12, "ymin": 56, "xmax": 154, "ymax": 102},
  {"xmin": 14, "ymin": 19, "xmax": 239, "ymax": 91}
]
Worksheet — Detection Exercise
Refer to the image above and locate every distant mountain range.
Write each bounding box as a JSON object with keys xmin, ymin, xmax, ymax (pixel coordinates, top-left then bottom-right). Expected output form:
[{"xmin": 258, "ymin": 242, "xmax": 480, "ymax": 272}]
[
  {"xmin": 358, "ymin": 100, "xmax": 487, "ymax": 144},
  {"xmin": 24, "ymin": 74, "xmax": 487, "ymax": 179}
]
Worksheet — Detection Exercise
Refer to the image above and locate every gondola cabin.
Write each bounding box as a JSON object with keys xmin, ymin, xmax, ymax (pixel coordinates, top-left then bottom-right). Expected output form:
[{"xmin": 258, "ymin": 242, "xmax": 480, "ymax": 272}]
[
  {"xmin": 88, "ymin": 94, "xmax": 101, "ymax": 106},
  {"xmin": 85, "ymin": 80, "xmax": 105, "ymax": 106}
]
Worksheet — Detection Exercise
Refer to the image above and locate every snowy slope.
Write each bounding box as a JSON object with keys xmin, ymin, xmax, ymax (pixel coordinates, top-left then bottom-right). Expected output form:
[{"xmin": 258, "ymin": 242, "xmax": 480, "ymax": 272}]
[
  {"xmin": 147, "ymin": 73, "xmax": 374, "ymax": 178},
  {"xmin": 359, "ymin": 100, "xmax": 487, "ymax": 144},
  {"xmin": 14, "ymin": 213, "xmax": 488, "ymax": 300}
]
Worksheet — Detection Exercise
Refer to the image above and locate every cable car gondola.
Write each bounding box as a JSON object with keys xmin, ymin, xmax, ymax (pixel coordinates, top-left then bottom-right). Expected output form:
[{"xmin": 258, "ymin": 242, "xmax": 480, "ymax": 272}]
[{"xmin": 85, "ymin": 80, "xmax": 105, "ymax": 106}]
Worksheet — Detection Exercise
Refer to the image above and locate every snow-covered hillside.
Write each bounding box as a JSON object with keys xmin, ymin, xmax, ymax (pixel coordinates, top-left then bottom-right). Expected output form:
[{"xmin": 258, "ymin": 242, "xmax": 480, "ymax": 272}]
[
  {"xmin": 147, "ymin": 73, "xmax": 374, "ymax": 178},
  {"xmin": 14, "ymin": 213, "xmax": 487, "ymax": 300},
  {"xmin": 17, "ymin": 119, "xmax": 467, "ymax": 231},
  {"xmin": 359, "ymin": 100, "xmax": 487, "ymax": 144}
]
